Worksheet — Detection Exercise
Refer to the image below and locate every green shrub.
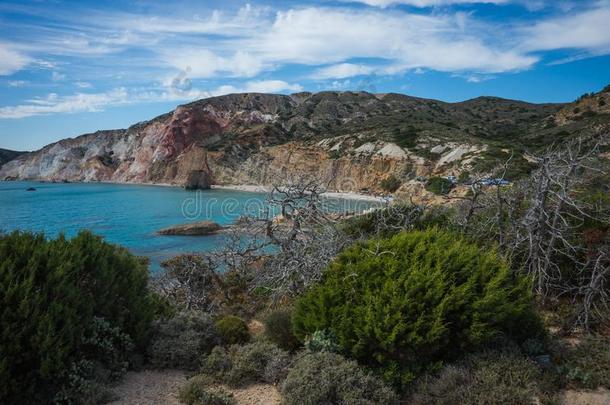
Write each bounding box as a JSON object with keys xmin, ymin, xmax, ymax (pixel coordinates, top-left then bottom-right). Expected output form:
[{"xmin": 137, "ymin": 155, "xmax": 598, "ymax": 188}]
[
  {"xmin": 557, "ymin": 336, "xmax": 610, "ymax": 389},
  {"xmin": 304, "ymin": 329, "xmax": 341, "ymax": 353},
  {"xmin": 410, "ymin": 350, "xmax": 549, "ymax": 405},
  {"xmin": 148, "ymin": 311, "xmax": 220, "ymax": 370},
  {"xmin": 0, "ymin": 231, "xmax": 156, "ymax": 403},
  {"xmin": 215, "ymin": 315, "xmax": 250, "ymax": 345},
  {"xmin": 380, "ymin": 175, "xmax": 401, "ymax": 192},
  {"xmin": 281, "ymin": 352, "xmax": 398, "ymax": 405},
  {"xmin": 263, "ymin": 308, "xmax": 301, "ymax": 351},
  {"xmin": 293, "ymin": 228, "xmax": 542, "ymax": 388},
  {"xmin": 179, "ymin": 375, "xmax": 235, "ymax": 405},
  {"xmin": 425, "ymin": 176, "xmax": 453, "ymax": 195},
  {"xmin": 201, "ymin": 342, "xmax": 291, "ymax": 386}
]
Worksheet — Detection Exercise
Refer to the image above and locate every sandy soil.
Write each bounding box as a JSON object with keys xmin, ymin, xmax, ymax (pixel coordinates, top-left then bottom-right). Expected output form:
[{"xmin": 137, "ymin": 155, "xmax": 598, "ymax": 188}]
[
  {"xmin": 109, "ymin": 370, "xmax": 187, "ymax": 405},
  {"xmin": 109, "ymin": 369, "xmax": 281, "ymax": 405},
  {"xmin": 560, "ymin": 388, "xmax": 610, "ymax": 405}
]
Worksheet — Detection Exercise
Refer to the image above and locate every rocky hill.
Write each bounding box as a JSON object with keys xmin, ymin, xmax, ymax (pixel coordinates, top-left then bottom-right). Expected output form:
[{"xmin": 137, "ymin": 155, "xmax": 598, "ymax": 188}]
[
  {"xmin": 1, "ymin": 87, "xmax": 609, "ymax": 196},
  {"xmin": 0, "ymin": 148, "xmax": 25, "ymax": 169}
]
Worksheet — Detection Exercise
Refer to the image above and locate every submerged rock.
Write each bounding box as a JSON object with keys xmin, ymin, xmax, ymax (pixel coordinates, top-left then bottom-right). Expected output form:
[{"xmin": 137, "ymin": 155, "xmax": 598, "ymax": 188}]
[
  {"xmin": 26, "ymin": 187, "xmax": 36, "ymax": 191},
  {"xmin": 158, "ymin": 220, "xmax": 222, "ymax": 236}
]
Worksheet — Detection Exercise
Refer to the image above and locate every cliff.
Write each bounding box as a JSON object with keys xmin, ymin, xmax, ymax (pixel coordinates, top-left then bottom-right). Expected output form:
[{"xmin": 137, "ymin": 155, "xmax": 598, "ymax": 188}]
[{"xmin": 1, "ymin": 89, "xmax": 609, "ymax": 195}]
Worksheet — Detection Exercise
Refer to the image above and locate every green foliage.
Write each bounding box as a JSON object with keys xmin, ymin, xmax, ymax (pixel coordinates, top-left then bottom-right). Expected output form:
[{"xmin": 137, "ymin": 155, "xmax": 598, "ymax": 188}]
[
  {"xmin": 200, "ymin": 342, "xmax": 291, "ymax": 387},
  {"xmin": 293, "ymin": 229, "xmax": 542, "ymax": 388},
  {"xmin": 426, "ymin": 176, "xmax": 453, "ymax": 195},
  {"xmin": 380, "ymin": 175, "xmax": 402, "ymax": 192},
  {"xmin": 339, "ymin": 203, "xmax": 451, "ymax": 239},
  {"xmin": 215, "ymin": 315, "xmax": 250, "ymax": 345},
  {"xmin": 304, "ymin": 329, "xmax": 341, "ymax": 353},
  {"xmin": 263, "ymin": 308, "xmax": 301, "ymax": 351},
  {"xmin": 179, "ymin": 375, "xmax": 236, "ymax": 405},
  {"xmin": 392, "ymin": 126, "xmax": 419, "ymax": 149},
  {"xmin": 409, "ymin": 349, "xmax": 552, "ymax": 405},
  {"xmin": 328, "ymin": 150, "xmax": 342, "ymax": 159},
  {"xmin": 281, "ymin": 352, "xmax": 398, "ymax": 405},
  {"xmin": 148, "ymin": 311, "xmax": 221, "ymax": 370},
  {"xmin": 0, "ymin": 231, "xmax": 155, "ymax": 403},
  {"xmin": 458, "ymin": 171, "xmax": 470, "ymax": 183},
  {"xmin": 557, "ymin": 336, "xmax": 610, "ymax": 389}
]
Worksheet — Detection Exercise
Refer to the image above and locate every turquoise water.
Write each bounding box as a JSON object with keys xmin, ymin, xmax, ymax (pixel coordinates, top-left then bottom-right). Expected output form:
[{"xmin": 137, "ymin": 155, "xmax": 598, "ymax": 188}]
[{"xmin": 0, "ymin": 181, "xmax": 376, "ymax": 271}]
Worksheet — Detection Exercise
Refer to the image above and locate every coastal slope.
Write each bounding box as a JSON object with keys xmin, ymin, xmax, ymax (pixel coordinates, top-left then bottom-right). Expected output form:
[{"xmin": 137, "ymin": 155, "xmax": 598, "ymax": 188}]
[{"xmin": 1, "ymin": 88, "xmax": 609, "ymax": 194}]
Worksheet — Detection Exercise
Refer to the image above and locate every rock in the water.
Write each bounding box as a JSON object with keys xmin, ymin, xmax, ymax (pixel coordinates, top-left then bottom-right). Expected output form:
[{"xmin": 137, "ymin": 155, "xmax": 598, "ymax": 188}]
[
  {"xmin": 26, "ymin": 187, "xmax": 36, "ymax": 191},
  {"xmin": 158, "ymin": 220, "xmax": 222, "ymax": 236},
  {"xmin": 184, "ymin": 170, "xmax": 211, "ymax": 190}
]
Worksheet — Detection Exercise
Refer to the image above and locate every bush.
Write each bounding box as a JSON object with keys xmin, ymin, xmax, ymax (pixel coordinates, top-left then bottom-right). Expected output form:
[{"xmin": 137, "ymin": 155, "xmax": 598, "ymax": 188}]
[
  {"xmin": 281, "ymin": 352, "xmax": 398, "ymax": 405},
  {"xmin": 557, "ymin": 336, "xmax": 610, "ymax": 389},
  {"xmin": 179, "ymin": 375, "xmax": 235, "ymax": 405},
  {"xmin": 304, "ymin": 329, "xmax": 341, "ymax": 353},
  {"xmin": 200, "ymin": 342, "xmax": 291, "ymax": 386},
  {"xmin": 0, "ymin": 231, "xmax": 156, "ymax": 403},
  {"xmin": 215, "ymin": 315, "xmax": 250, "ymax": 345},
  {"xmin": 263, "ymin": 308, "xmax": 301, "ymax": 351},
  {"xmin": 380, "ymin": 175, "xmax": 401, "ymax": 192},
  {"xmin": 293, "ymin": 228, "xmax": 543, "ymax": 388},
  {"xmin": 148, "ymin": 311, "xmax": 220, "ymax": 370},
  {"xmin": 410, "ymin": 350, "xmax": 549, "ymax": 405},
  {"xmin": 425, "ymin": 176, "xmax": 453, "ymax": 195}
]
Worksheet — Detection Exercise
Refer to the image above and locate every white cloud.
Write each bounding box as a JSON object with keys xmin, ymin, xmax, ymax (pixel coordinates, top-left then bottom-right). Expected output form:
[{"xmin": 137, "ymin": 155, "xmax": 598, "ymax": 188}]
[
  {"xmin": 163, "ymin": 49, "xmax": 265, "ymax": 79},
  {"xmin": 75, "ymin": 81, "xmax": 93, "ymax": 88},
  {"xmin": 0, "ymin": 80, "xmax": 302, "ymax": 119},
  {"xmin": 346, "ymin": 0, "xmax": 510, "ymax": 7},
  {"xmin": 0, "ymin": 44, "xmax": 31, "ymax": 75},
  {"xmin": 7, "ymin": 80, "xmax": 28, "ymax": 87},
  {"xmin": 51, "ymin": 71, "xmax": 66, "ymax": 81},
  {"xmin": 237, "ymin": 7, "xmax": 536, "ymax": 74},
  {"xmin": 311, "ymin": 63, "xmax": 376, "ymax": 79},
  {"xmin": 522, "ymin": 4, "xmax": 610, "ymax": 54}
]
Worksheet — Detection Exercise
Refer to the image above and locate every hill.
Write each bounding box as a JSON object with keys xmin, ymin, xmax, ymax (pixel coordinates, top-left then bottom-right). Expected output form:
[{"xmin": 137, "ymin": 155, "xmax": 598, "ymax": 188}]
[
  {"xmin": 0, "ymin": 148, "xmax": 25, "ymax": 169},
  {"xmin": 1, "ymin": 87, "xmax": 608, "ymax": 197}
]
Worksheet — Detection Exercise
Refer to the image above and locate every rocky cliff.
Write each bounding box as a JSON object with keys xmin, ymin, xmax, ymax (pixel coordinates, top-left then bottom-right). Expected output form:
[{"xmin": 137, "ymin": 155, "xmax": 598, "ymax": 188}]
[{"xmin": 2, "ymin": 89, "xmax": 609, "ymax": 195}]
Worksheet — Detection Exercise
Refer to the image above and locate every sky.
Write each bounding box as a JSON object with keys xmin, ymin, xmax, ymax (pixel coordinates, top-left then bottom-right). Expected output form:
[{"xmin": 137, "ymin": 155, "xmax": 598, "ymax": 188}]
[{"xmin": 0, "ymin": 0, "xmax": 609, "ymax": 151}]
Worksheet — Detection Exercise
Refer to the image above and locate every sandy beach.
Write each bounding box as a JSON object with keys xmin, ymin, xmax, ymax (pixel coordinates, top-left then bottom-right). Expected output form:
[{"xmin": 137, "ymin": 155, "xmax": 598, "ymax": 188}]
[{"xmin": 211, "ymin": 184, "xmax": 388, "ymax": 203}]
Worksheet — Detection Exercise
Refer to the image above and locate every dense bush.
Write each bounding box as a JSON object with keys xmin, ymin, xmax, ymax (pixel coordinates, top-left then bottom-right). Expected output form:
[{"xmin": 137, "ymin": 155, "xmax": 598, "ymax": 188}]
[
  {"xmin": 200, "ymin": 342, "xmax": 291, "ymax": 386},
  {"xmin": 409, "ymin": 350, "xmax": 550, "ymax": 405},
  {"xmin": 339, "ymin": 203, "xmax": 450, "ymax": 239},
  {"xmin": 215, "ymin": 315, "xmax": 250, "ymax": 345},
  {"xmin": 425, "ymin": 176, "xmax": 453, "ymax": 195},
  {"xmin": 380, "ymin": 175, "xmax": 402, "ymax": 192},
  {"xmin": 293, "ymin": 228, "xmax": 542, "ymax": 387},
  {"xmin": 148, "ymin": 311, "xmax": 220, "ymax": 370},
  {"xmin": 0, "ymin": 231, "xmax": 156, "ymax": 403},
  {"xmin": 281, "ymin": 352, "xmax": 398, "ymax": 405},
  {"xmin": 263, "ymin": 308, "xmax": 301, "ymax": 351},
  {"xmin": 179, "ymin": 375, "xmax": 235, "ymax": 405}
]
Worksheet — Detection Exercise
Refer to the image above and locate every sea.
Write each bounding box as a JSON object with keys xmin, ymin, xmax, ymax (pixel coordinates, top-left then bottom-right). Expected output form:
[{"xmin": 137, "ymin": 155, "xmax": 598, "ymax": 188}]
[{"xmin": 0, "ymin": 181, "xmax": 378, "ymax": 271}]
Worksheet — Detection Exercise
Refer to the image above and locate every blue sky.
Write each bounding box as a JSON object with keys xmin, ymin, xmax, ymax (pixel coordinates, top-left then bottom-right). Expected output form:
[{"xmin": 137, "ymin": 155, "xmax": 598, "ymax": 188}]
[{"xmin": 1, "ymin": 0, "xmax": 609, "ymax": 151}]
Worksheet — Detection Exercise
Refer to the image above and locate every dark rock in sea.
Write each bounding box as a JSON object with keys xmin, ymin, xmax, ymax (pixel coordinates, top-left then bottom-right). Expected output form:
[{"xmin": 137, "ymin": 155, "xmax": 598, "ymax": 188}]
[
  {"xmin": 26, "ymin": 187, "xmax": 37, "ymax": 191},
  {"xmin": 184, "ymin": 170, "xmax": 211, "ymax": 190},
  {"xmin": 158, "ymin": 220, "xmax": 222, "ymax": 236}
]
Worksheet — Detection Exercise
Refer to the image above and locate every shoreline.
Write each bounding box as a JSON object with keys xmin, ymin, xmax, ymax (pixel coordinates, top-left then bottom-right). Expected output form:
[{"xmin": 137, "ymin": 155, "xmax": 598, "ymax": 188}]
[
  {"xmin": 211, "ymin": 184, "xmax": 388, "ymax": 203},
  {"xmin": 2, "ymin": 179, "xmax": 388, "ymax": 203}
]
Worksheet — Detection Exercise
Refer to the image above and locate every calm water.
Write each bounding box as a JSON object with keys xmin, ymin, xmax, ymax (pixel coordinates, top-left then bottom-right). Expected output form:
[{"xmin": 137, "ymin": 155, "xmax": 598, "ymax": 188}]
[{"xmin": 0, "ymin": 181, "xmax": 376, "ymax": 271}]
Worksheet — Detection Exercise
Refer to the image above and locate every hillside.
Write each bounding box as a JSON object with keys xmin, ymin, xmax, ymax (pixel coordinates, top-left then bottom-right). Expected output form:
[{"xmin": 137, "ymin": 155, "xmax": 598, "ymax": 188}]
[
  {"xmin": 1, "ymin": 87, "xmax": 609, "ymax": 197},
  {"xmin": 0, "ymin": 148, "xmax": 25, "ymax": 169}
]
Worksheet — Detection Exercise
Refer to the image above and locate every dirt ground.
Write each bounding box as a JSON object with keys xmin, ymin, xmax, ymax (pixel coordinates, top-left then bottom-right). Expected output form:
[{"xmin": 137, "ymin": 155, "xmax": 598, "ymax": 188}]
[{"xmin": 109, "ymin": 370, "xmax": 281, "ymax": 405}]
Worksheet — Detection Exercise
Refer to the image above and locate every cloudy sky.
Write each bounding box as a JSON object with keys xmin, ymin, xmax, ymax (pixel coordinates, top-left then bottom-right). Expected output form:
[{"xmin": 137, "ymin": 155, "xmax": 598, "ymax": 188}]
[{"xmin": 1, "ymin": 0, "xmax": 609, "ymax": 151}]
